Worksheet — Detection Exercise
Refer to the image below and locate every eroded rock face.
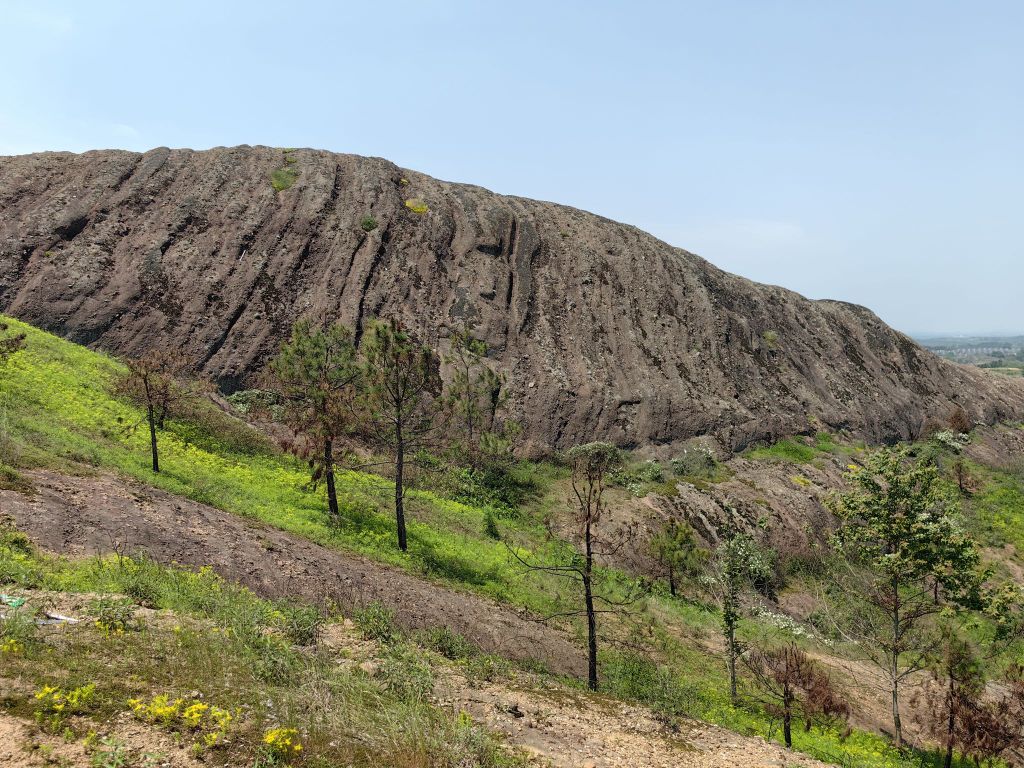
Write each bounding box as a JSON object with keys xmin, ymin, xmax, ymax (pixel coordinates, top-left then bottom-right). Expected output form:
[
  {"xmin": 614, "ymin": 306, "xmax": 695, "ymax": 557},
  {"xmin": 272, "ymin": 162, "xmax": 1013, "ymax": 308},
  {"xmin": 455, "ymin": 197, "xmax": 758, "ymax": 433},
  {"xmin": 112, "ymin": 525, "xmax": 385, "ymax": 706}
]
[{"xmin": 2, "ymin": 146, "xmax": 1021, "ymax": 452}]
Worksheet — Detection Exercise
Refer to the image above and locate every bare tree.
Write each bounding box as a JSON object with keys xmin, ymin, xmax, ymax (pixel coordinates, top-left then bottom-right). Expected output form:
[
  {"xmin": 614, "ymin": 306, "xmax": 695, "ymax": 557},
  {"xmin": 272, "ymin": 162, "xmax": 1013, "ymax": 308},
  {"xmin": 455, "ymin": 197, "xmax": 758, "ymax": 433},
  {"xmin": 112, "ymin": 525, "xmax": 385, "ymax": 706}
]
[
  {"xmin": 114, "ymin": 349, "xmax": 199, "ymax": 473},
  {"xmin": 744, "ymin": 642, "xmax": 849, "ymax": 748},
  {"xmin": 358, "ymin": 318, "xmax": 441, "ymax": 552},
  {"xmin": 510, "ymin": 442, "xmax": 639, "ymax": 690}
]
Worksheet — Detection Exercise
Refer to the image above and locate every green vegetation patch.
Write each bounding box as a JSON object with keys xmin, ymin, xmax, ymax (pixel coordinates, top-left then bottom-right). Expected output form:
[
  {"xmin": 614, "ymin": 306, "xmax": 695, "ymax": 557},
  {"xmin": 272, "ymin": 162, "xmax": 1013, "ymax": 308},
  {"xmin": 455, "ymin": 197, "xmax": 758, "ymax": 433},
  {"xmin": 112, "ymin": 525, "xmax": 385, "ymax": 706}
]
[
  {"xmin": 270, "ymin": 166, "xmax": 299, "ymax": 191},
  {"xmin": 404, "ymin": 198, "xmax": 429, "ymax": 214}
]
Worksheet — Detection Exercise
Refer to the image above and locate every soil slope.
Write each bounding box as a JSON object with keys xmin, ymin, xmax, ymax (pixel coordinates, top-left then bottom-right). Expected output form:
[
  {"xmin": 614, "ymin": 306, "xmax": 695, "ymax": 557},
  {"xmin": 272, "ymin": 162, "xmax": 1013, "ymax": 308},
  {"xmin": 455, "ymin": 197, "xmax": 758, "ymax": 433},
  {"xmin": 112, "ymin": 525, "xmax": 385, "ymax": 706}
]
[
  {"xmin": 0, "ymin": 469, "xmax": 583, "ymax": 676},
  {"xmin": 2, "ymin": 146, "xmax": 1021, "ymax": 451}
]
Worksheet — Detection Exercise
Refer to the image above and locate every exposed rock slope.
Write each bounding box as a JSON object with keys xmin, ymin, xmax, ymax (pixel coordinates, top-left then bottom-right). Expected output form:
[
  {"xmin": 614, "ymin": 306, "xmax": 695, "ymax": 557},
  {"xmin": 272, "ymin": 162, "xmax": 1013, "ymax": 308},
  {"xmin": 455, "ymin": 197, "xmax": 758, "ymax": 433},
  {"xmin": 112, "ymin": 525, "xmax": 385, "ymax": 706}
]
[{"xmin": 1, "ymin": 146, "xmax": 1021, "ymax": 451}]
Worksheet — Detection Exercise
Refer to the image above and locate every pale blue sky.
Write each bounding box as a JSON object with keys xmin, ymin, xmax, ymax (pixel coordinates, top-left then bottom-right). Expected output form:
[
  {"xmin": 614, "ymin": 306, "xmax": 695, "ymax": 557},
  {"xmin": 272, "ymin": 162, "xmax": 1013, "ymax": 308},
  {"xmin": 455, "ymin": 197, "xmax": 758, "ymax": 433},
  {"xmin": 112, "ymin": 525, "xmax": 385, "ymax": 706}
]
[{"xmin": 3, "ymin": 1, "xmax": 1021, "ymax": 334}]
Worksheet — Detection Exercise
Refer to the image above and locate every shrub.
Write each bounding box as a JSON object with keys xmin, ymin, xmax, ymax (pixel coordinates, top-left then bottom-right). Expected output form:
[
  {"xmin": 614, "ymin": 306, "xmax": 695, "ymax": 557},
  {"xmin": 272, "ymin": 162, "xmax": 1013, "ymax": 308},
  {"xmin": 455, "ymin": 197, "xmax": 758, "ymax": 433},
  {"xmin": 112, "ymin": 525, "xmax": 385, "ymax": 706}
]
[
  {"xmin": 462, "ymin": 653, "xmax": 509, "ymax": 684},
  {"xmin": 483, "ymin": 509, "xmax": 500, "ymax": 540},
  {"xmin": 422, "ymin": 626, "xmax": 475, "ymax": 660},
  {"xmin": 270, "ymin": 167, "xmax": 299, "ymax": 192},
  {"xmin": 610, "ymin": 460, "xmax": 664, "ymax": 496},
  {"xmin": 379, "ymin": 643, "xmax": 435, "ymax": 701},
  {"xmin": 0, "ymin": 606, "xmax": 38, "ymax": 656},
  {"xmin": 273, "ymin": 601, "xmax": 325, "ymax": 646},
  {"xmin": 354, "ymin": 600, "xmax": 397, "ymax": 643},
  {"xmin": 671, "ymin": 446, "xmax": 718, "ymax": 479},
  {"xmin": 404, "ymin": 198, "xmax": 429, "ymax": 214},
  {"xmin": 248, "ymin": 633, "xmax": 300, "ymax": 683},
  {"xmin": 262, "ymin": 727, "xmax": 303, "ymax": 763},
  {"xmin": 88, "ymin": 596, "xmax": 142, "ymax": 636},
  {"xmin": 747, "ymin": 438, "xmax": 817, "ymax": 464},
  {"xmin": 602, "ymin": 652, "xmax": 691, "ymax": 717},
  {"xmin": 360, "ymin": 214, "xmax": 378, "ymax": 232}
]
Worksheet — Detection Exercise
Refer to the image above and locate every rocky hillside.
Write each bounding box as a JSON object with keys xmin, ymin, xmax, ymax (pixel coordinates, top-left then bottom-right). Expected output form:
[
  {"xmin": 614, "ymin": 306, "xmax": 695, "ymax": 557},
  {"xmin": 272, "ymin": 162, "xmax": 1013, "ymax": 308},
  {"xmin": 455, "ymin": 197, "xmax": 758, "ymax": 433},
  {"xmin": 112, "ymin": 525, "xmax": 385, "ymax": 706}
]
[{"xmin": 2, "ymin": 146, "xmax": 1021, "ymax": 452}]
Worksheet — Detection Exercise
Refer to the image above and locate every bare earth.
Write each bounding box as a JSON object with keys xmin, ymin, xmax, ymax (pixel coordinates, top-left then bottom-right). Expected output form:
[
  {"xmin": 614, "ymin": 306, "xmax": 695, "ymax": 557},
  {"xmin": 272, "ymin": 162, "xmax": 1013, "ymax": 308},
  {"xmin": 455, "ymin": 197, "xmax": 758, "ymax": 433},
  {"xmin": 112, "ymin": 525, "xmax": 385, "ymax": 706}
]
[{"xmin": 0, "ymin": 469, "xmax": 584, "ymax": 676}]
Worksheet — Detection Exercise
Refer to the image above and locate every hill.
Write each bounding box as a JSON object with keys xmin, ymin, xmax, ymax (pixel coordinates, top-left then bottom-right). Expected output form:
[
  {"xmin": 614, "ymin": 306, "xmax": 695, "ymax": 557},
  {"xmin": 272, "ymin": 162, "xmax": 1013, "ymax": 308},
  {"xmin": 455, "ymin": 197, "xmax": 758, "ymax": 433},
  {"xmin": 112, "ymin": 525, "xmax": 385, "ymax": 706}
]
[{"xmin": 2, "ymin": 146, "xmax": 1022, "ymax": 452}]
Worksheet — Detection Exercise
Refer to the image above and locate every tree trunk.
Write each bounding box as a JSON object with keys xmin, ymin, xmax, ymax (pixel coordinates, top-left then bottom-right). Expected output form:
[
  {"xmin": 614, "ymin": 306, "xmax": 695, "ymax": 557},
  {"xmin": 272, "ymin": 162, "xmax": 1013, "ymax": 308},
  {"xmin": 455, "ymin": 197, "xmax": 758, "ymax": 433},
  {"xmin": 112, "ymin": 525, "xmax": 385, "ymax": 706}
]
[
  {"xmin": 395, "ymin": 418, "xmax": 408, "ymax": 552},
  {"xmin": 147, "ymin": 403, "xmax": 160, "ymax": 473},
  {"xmin": 783, "ymin": 694, "xmax": 793, "ymax": 748},
  {"xmin": 727, "ymin": 617, "xmax": 738, "ymax": 705},
  {"xmin": 892, "ymin": 677, "xmax": 903, "ymax": 748},
  {"xmin": 668, "ymin": 564, "xmax": 676, "ymax": 597},
  {"xmin": 584, "ymin": 519, "xmax": 598, "ymax": 691},
  {"xmin": 891, "ymin": 584, "xmax": 903, "ymax": 748},
  {"xmin": 324, "ymin": 437, "xmax": 340, "ymax": 521},
  {"xmin": 943, "ymin": 676, "xmax": 955, "ymax": 768}
]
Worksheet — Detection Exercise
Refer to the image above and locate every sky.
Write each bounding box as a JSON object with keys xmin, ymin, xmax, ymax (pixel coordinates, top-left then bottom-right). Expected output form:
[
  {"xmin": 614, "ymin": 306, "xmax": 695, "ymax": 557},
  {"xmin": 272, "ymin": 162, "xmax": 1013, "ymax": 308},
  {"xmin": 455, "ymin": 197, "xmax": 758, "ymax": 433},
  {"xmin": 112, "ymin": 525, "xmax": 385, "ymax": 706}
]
[{"xmin": 3, "ymin": 1, "xmax": 1022, "ymax": 336}]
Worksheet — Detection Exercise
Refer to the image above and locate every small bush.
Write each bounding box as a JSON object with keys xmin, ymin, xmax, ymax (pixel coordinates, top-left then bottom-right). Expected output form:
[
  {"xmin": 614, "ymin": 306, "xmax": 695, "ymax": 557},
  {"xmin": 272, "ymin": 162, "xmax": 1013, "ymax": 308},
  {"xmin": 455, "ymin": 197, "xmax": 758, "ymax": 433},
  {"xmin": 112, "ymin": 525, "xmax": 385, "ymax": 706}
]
[
  {"xmin": 422, "ymin": 626, "xmax": 475, "ymax": 660},
  {"xmin": 747, "ymin": 438, "xmax": 817, "ymax": 464},
  {"xmin": 270, "ymin": 167, "xmax": 299, "ymax": 192},
  {"xmin": 88, "ymin": 596, "xmax": 142, "ymax": 636},
  {"xmin": 354, "ymin": 600, "xmax": 398, "ymax": 643},
  {"xmin": 273, "ymin": 600, "xmax": 325, "ymax": 646},
  {"xmin": 380, "ymin": 643, "xmax": 435, "ymax": 701},
  {"xmin": 0, "ymin": 462, "xmax": 32, "ymax": 493},
  {"xmin": 462, "ymin": 653, "xmax": 509, "ymax": 684},
  {"xmin": 0, "ymin": 606, "xmax": 39, "ymax": 656},
  {"xmin": 602, "ymin": 652, "xmax": 692, "ymax": 717},
  {"xmin": 404, "ymin": 198, "xmax": 429, "ymax": 214},
  {"xmin": 360, "ymin": 214, "xmax": 378, "ymax": 232},
  {"xmin": 610, "ymin": 460, "xmax": 664, "ymax": 496},
  {"xmin": 261, "ymin": 727, "xmax": 303, "ymax": 763},
  {"xmin": 248, "ymin": 632, "xmax": 299, "ymax": 683},
  {"xmin": 483, "ymin": 510, "xmax": 500, "ymax": 540}
]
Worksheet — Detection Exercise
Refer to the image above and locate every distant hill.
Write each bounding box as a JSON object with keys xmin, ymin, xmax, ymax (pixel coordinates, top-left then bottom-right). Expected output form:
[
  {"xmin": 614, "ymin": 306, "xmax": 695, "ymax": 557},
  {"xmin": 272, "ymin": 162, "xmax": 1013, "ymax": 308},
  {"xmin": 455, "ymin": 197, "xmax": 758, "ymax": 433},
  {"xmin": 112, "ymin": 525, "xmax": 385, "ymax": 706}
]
[{"xmin": 2, "ymin": 146, "xmax": 1023, "ymax": 452}]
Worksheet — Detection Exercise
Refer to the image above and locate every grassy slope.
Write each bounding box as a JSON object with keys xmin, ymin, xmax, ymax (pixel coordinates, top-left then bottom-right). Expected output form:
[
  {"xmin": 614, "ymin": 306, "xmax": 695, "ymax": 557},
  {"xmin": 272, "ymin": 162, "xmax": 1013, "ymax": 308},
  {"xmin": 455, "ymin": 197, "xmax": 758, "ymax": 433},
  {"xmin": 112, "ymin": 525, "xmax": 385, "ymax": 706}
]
[
  {"xmin": 0, "ymin": 529, "xmax": 523, "ymax": 767},
  {"xmin": 0, "ymin": 316, "xmax": 991, "ymax": 768}
]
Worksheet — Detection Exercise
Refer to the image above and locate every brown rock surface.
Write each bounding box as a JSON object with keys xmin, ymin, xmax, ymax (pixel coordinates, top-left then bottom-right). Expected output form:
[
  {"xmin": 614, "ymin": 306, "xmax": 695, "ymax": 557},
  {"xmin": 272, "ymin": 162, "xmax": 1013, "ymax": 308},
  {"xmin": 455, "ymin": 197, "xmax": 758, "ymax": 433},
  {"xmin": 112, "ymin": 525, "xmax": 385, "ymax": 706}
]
[{"xmin": 2, "ymin": 146, "xmax": 1021, "ymax": 452}]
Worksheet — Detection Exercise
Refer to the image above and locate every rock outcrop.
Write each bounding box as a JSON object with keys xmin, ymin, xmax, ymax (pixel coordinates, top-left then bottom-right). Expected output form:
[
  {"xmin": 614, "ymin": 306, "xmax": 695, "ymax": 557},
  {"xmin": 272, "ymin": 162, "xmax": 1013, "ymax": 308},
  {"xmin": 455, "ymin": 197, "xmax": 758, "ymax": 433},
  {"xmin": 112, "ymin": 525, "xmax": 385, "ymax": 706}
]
[{"xmin": 2, "ymin": 146, "xmax": 1021, "ymax": 452}]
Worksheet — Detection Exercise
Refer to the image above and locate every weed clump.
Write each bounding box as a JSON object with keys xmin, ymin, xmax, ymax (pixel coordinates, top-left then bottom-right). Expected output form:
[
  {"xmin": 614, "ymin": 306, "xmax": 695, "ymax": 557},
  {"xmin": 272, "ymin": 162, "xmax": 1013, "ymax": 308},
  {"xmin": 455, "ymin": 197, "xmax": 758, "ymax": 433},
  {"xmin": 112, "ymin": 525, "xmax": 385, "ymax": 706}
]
[
  {"xmin": 271, "ymin": 167, "xmax": 299, "ymax": 192},
  {"xmin": 354, "ymin": 600, "xmax": 397, "ymax": 643},
  {"xmin": 34, "ymin": 683, "xmax": 96, "ymax": 732},
  {"xmin": 128, "ymin": 693, "xmax": 233, "ymax": 749}
]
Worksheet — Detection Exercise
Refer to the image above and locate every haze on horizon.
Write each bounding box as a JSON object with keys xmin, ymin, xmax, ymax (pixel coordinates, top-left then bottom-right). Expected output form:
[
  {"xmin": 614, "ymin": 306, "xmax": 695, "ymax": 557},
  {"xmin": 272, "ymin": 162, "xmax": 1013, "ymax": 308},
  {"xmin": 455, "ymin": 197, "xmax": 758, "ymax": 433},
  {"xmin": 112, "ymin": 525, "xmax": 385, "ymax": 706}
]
[{"xmin": 3, "ymin": 0, "xmax": 1021, "ymax": 336}]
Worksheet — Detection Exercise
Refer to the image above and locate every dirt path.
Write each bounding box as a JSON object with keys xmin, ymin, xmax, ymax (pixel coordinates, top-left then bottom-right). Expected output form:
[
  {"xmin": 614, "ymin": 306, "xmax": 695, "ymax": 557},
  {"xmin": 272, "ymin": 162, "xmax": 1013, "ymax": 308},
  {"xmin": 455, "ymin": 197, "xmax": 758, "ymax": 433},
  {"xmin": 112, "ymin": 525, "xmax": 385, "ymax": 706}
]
[
  {"xmin": 442, "ymin": 676, "xmax": 833, "ymax": 768},
  {"xmin": 0, "ymin": 470, "xmax": 584, "ymax": 676}
]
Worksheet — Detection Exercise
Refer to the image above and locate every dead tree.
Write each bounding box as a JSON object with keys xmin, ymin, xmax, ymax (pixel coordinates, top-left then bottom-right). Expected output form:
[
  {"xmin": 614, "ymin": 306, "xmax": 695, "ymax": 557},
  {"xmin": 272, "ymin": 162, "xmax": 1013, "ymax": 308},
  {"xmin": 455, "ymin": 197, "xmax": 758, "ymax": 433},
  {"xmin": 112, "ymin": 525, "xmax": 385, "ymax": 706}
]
[
  {"xmin": 744, "ymin": 642, "xmax": 849, "ymax": 748},
  {"xmin": 510, "ymin": 442, "xmax": 640, "ymax": 691}
]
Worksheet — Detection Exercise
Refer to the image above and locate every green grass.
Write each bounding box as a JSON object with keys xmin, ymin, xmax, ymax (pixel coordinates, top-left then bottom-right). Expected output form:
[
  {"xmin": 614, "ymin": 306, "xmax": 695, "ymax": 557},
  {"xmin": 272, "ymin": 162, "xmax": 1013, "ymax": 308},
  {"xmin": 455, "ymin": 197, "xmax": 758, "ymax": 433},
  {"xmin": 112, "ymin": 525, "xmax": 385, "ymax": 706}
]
[
  {"xmin": 966, "ymin": 460, "xmax": 1024, "ymax": 554},
  {"xmin": 745, "ymin": 432, "xmax": 846, "ymax": 464},
  {"xmin": 746, "ymin": 437, "xmax": 819, "ymax": 463}
]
